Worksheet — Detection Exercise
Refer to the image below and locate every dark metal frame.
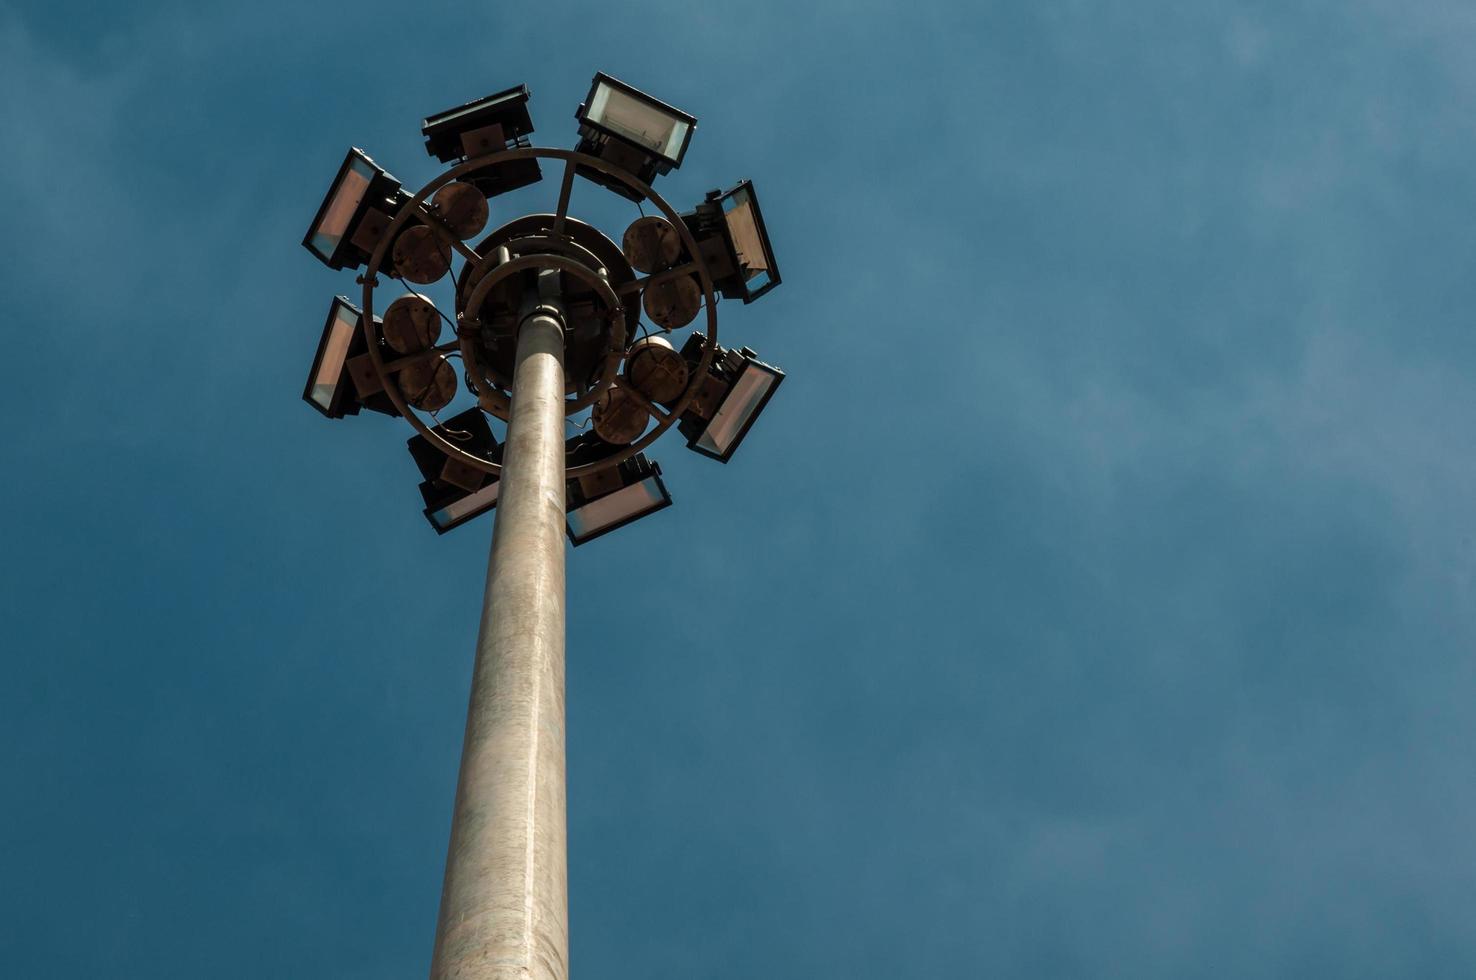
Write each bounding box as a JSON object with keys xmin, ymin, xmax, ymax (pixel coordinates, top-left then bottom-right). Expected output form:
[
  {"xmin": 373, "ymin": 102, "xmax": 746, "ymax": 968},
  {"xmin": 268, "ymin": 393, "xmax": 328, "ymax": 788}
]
[
  {"xmin": 357, "ymin": 145, "xmax": 722, "ymax": 482},
  {"xmin": 302, "ymin": 147, "xmax": 402, "ymax": 270},
  {"xmin": 409, "ymin": 408, "xmax": 503, "ymax": 534},
  {"xmin": 682, "ymin": 351, "xmax": 785, "ymax": 463},
  {"xmin": 407, "ymin": 408, "xmax": 500, "ymax": 484},
  {"xmin": 302, "ymin": 296, "xmax": 363, "ymax": 419},
  {"xmin": 456, "ymin": 245, "xmax": 628, "ymax": 413},
  {"xmin": 422, "ymin": 84, "xmax": 535, "ymax": 161},
  {"xmin": 301, "ymin": 296, "xmax": 403, "ymax": 419},
  {"xmin": 575, "ymin": 72, "xmax": 696, "ymax": 170},
  {"xmin": 699, "ymin": 180, "xmax": 782, "ymax": 304},
  {"xmin": 565, "ymin": 454, "xmax": 672, "ymax": 546},
  {"xmin": 420, "ymin": 477, "xmax": 502, "ymax": 535}
]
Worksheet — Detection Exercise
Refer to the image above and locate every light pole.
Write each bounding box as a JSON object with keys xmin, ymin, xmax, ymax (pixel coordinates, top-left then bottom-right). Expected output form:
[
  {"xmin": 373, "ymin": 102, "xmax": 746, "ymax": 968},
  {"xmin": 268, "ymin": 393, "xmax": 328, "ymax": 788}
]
[{"xmin": 299, "ymin": 74, "xmax": 786, "ymax": 979}]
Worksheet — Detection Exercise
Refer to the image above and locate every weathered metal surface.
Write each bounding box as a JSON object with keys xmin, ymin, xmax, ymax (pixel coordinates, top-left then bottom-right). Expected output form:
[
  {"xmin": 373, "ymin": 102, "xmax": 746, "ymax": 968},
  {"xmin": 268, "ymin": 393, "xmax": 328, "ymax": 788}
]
[
  {"xmin": 621, "ymin": 215, "xmax": 681, "ymax": 273},
  {"xmin": 456, "ymin": 243, "xmax": 627, "ymax": 415},
  {"xmin": 383, "ymin": 293, "xmax": 442, "ymax": 354},
  {"xmin": 624, "ymin": 335, "xmax": 688, "ymax": 404},
  {"xmin": 429, "ymin": 311, "xmax": 569, "ymax": 980},
  {"xmin": 434, "ymin": 181, "xmax": 491, "ymax": 240},
  {"xmin": 394, "ymin": 225, "xmax": 454, "ymax": 284},
  {"xmin": 591, "ymin": 382, "xmax": 648, "ymax": 444},
  {"xmin": 642, "ymin": 273, "xmax": 700, "ymax": 330}
]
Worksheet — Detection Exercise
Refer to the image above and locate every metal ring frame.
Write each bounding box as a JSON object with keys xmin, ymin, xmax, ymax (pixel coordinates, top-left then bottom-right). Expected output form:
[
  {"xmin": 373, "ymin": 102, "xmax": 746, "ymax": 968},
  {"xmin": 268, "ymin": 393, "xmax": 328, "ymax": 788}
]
[
  {"xmin": 358, "ymin": 146, "xmax": 719, "ymax": 481},
  {"xmin": 457, "ymin": 245, "xmax": 625, "ymax": 413}
]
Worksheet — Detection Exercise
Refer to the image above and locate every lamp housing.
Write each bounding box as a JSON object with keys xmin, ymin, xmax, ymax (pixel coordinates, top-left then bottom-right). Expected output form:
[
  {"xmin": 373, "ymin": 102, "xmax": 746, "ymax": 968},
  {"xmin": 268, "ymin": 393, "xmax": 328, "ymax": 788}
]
[
  {"xmin": 669, "ymin": 334, "xmax": 785, "ymax": 463},
  {"xmin": 565, "ymin": 430, "xmax": 626, "ymax": 469},
  {"xmin": 681, "ymin": 180, "xmax": 781, "ymax": 303},
  {"xmin": 566, "ymin": 453, "xmax": 671, "ymax": 546},
  {"xmin": 303, "ymin": 296, "xmax": 398, "ymax": 419},
  {"xmin": 574, "ymin": 73, "xmax": 695, "ymax": 200},
  {"xmin": 408, "ymin": 408, "xmax": 503, "ymax": 534},
  {"xmin": 422, "ymin": 85, "xmax": 542, "ymax": 199},
  {"xmin": 420, "ymin": 478, "xmax": 503, "ymax": 536},
  {"xmin": 303, "ymin": 148, "xmax": 405, "ymax": 271}
]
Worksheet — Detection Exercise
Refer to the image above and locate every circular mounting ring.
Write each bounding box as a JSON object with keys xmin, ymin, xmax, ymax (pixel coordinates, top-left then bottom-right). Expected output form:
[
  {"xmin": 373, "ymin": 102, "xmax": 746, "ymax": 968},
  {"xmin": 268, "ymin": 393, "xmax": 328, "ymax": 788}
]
[
  {"xmin": 359, "ymin": 146, "xmax": 719, "ymax": 481},
  {"xmin": 457, "ymin": 244, "xmax": 627, "ymax": 414}
]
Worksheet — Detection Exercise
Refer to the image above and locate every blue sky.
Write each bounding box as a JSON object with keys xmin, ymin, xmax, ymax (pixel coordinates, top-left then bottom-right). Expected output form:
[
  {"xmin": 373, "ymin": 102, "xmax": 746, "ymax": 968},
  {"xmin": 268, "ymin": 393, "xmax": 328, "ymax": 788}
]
[{"xmin": 4, "ymin": 0, "xmax": 1476, "ymax": 976}]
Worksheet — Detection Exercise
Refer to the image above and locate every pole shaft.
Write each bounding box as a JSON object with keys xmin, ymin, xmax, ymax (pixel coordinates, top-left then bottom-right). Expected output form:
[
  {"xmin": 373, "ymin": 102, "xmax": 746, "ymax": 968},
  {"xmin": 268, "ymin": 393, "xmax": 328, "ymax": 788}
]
[{"xmin": 430, "ymin": 313, "xmax": 569, "ymax": 980}]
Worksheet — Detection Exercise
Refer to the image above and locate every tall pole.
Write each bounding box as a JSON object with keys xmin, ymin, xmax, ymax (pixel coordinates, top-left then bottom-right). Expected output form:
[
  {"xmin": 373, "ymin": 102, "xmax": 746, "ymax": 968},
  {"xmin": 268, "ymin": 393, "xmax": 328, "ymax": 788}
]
[{"xmin": 430, "ymin": 308, "xmax": 570, "ymax": 980}]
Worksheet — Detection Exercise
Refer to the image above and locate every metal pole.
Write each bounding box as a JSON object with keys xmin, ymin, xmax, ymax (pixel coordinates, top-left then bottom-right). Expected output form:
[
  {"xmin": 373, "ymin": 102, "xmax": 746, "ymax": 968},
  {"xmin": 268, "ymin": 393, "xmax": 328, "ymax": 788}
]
[{"xmin": 430, "ymin": 309, "xmax": 569, "ymax": 980}]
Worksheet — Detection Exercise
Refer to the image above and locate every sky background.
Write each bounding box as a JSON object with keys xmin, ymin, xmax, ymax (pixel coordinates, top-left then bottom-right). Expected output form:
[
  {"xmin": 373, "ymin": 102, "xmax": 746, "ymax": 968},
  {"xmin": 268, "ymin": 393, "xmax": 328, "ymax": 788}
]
[{"xmin": 4, "ymin": 0, "xmax": 1476, "ymax": 976}]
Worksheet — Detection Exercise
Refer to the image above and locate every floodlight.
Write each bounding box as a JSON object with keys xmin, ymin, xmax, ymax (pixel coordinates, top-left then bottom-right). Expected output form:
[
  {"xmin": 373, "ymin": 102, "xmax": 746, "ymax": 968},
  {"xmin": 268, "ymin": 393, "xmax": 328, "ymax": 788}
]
[
  {"xmin": 575, "ymin": 73, "xmax": 695, "ymax": 199},
  {"xmin": 408, "ymin": 408, "xmax": 502, "ymax": 533},
  {"xmin": 303, "ymin": 296, "xmax": 396, "ymax": 419},
  {"xmin": 303, "ymin": 148, "xmax": 404, "ymax": 271},
  {"xmin": 422, "ymin": 85, "xmax": 542, "ymax": 199},
  {"xmin": 421, "ymin": 478, "xmax": 502, "ymax": 535},
  {"xmin": 566, "ymin": 454, "xmax": 671, "ymax": 546},
  {"xmin": 681, "ymin": 180, "xmax": 781, "ymax": 303},
  {"xmin": 671, "ymin": 335, "xmax": 784, "ymax": 463}
]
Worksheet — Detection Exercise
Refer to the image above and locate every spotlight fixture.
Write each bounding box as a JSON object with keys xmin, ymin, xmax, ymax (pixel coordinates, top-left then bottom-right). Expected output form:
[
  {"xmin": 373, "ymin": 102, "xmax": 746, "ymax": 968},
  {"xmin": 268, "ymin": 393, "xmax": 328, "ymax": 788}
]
[
  {"xmin": 682, "ymin": 180, "xmax": 781, "ymax": 303},
  {"xmin": 422, "ymin": 84, "xmax": 542, "ymax": 199},
  {"xmin": 669, "ymin": 335, "xmax": 784, "ymax": 463},
  {"xmin": 420, "ymin": 479, "xmax": 503, "ymax": 535},
  {"xmin": 302, "ymin": 296, "xmax": 397, "ymax": 419},
  {"xmin": 303, "ymin": 148, "xmax": 405, "ymax": 271},
  {"xmin": 565, "ymin": 454, "xmax": 671, "ymax": 545},
  {"xmin": 408, "ymin": 408, "xmax": 502, "ymax": 534},
  {"xmin": 574, "ymin": 73, "xmax": 695, "ymax": 200}
]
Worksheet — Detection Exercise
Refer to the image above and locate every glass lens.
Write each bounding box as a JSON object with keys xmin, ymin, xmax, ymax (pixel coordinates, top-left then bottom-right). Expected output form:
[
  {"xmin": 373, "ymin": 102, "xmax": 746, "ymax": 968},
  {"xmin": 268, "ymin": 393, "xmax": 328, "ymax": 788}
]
[
  {"xmin": 658, "ymin": 119, "xmax": 691, "ymax": 161},
  {"xmin": 722, "ymin": 188, "xmax": 769, "ymax": 280},
  {"xmin": 310, "ymin": 156, "xmax": 375, "ymax": 258},
  {"xmin": 568, "ymin": 477, "xmax": 665, "ymax": 540},
  {"xmin": 588, "ymin": 83, "xmax": 686, "ymax": 161},
  {"xmin": 433, "ymin": 481, "xmax": 500, "ymax": 528},
  {"xmin": 311, "ymin": 303, "xmax": 359, "ymax": 410},
  {"xmin": 696, "ymin": 364, "xmax": 777, "ymax": 457}
]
